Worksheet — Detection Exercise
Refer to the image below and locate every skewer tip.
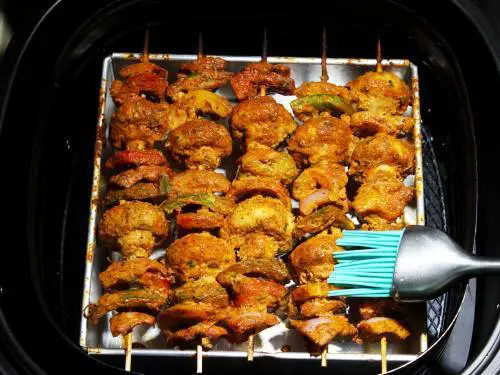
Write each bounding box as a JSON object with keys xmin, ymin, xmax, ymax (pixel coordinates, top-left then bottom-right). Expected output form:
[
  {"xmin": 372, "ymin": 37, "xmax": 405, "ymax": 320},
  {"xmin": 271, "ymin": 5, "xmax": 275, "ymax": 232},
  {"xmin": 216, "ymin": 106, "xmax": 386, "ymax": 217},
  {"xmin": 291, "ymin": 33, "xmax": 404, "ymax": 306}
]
[
  {"xmin": 141, "ymin": 29, "xmax": 150, "ymax": 63},
  {"xmin": 380, "ymin": 336, "xmax": 388, "ymax": 374},
  {"xmin": 321, "ymin": 27, "xmax": 329, "ymax": 82},
  {"xmin": 262, "ymin": 28, "xmax": 268, "ymax": 62},
  {"xmin": 198, "ymin": 32, "xmax": 204, "ymax": 59},
  {"xmin": 321, "ymin": 347, "xmax": 328, "ymax": 367},
  {"xmin": 376, "ymin": 38, "xmax": 383, "ymax": 72},
  {"xmin": 247, "ymin": 335, "xmax": 255, "ymax": 362},
  {"xmin": 196, "ymin": 344, "xmax": 203, "ymax": 374},
  {"xmin": 124, "ymin": 332, "xmax": 133, "ymax": 372}
]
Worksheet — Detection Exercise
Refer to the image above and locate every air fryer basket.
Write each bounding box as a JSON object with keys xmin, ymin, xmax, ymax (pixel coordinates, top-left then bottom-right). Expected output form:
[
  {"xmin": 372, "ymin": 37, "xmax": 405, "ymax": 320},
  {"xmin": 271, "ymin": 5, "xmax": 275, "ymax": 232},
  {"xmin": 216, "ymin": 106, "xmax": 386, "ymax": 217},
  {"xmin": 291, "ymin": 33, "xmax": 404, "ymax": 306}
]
[{"xmin": 2, "ymin": 0, "xmax": 500, "ymax": 374}]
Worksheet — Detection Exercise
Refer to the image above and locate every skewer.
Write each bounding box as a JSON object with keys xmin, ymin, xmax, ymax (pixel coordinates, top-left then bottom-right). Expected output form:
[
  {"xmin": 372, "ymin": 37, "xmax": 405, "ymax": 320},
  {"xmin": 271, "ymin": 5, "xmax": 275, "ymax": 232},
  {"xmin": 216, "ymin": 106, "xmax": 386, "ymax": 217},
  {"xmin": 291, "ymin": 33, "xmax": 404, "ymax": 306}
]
[
  {"xmin": 141, "ymin": 29, "xmax": 150, "ymax": 63},
  {"xmin": 121, "ymin": 30, "xmax": 153, "ymax": 372},
  {"xmin": 196, "ymin": 343, "xmax": 203, "ymax": 373},
  {"xmin": 321, "ymin": 346, "xmax": 328, "ymax": 367},
  {"xmin": 247, "ymin": 29, "xmax": 268, "ymax": 362},
  {"xmin": 124, "ymin": 331, "xmax": 133, "ymax": 371},
  {"xmin": 321, "ymin": 27, "xmax": 329, "ymax": 83},
  {"xmin": 376, "ymin": 38, "xmax": 383, "ymax": 73},
  {"xmin": 198, "ymin": 32, "xmax": 203, "ymax": 59},
  {"xmin": 376, "ymin": 39, "xmax": 390, "ymax": 375},
  {"xmin": 380, "ymin": 336, "xmax": 388, "ymax": 373},
  {"xmin": 195, "ymin": 33, "xmax": 205, "ymax": 371},
  {"xmin": 261, "ymin": 28, "xmax": 268, "ymax": 63},
  {"xmin": 319, "ymin": 28, "xmax": 330, "ymax": 367},
  {"xmin": 247, "ymin": 334, "xmax": 255, "ymax": 362},
  {"xmin": 195, "ymin": 35, "xmax": 205, "ymax": 372}
]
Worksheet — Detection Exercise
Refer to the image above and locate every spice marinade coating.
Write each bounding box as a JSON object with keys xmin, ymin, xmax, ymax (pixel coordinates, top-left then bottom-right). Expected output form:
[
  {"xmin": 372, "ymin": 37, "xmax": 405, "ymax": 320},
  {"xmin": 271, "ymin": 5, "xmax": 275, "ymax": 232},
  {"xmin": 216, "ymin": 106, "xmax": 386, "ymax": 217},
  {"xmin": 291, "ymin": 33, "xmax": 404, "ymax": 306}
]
[{"xmin": 89, "ymin": 52, "xmax": 418, "ymax": 353}]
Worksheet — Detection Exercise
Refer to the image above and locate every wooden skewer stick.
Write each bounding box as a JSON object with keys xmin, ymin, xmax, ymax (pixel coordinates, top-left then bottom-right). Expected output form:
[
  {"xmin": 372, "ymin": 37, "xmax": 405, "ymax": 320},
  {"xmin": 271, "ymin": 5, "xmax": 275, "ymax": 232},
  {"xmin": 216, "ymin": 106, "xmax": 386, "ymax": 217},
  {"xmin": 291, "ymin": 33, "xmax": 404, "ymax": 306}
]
[
  {"xmin": 141, "ymin": 29, "xmax": 150, "ymax": 63},
  {"xmin": 376, "ymin": 38, "xmax": 383, "ymax": 73},
  {"xmin": 321, "ymin": 27, "xmax": 329, "ymax": 83},
  {"xmin": 261, "ymin": 28, "xmax": 268, "ymax": 63},
  {"xmin": 321, "ymin": 346, "xmax": 328, "ymax": 367},
  {"xmin": 247, "ymin": 334, "xmax": 255, "ymax": 362},
  {"xmin": 196, "ymin": 344, "xmax": 203, "ymax": 373},
  {"xmin": 124, "ymin": 332, "xmax": 133, "ymax": 372},
  {"xmin": 198, "ymin": 32, "xmax": 204, "ymax": 59},
  {"xmin": 319, "ymin": 28, "xmax": 329, "ymax": 367},
  {"xmin": 380, "ymin": 336, "xmax": 388, "ymax": 374},
  {"xmin": 247, "ymin": 29, "xmax": 269, "ymax": 362}
]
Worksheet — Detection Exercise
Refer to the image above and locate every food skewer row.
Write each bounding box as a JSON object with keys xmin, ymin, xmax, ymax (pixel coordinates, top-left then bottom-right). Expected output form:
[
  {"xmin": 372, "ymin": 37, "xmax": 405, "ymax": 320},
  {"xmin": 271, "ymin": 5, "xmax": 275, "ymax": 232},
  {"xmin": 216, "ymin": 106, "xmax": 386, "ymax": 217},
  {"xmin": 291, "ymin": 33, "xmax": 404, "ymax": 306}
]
[
  {"xmin": 285, "ymin": 30, "xmax": 359, "ymax": 367},
  {"xmin": 104, "ymin": 32, "xmax": 164, "ymax": 372},
  {"xmin": 159, "ymin": 35, "xmax": 236, "ymax": 373},
  {"xmin": 227, "ymin": 28, "xmax": 296, "ymax": 362},
  {"xmin": 92, "ymin": 32, "xmax": 178, "ymax": 371},
  {"xmin": 334, "ymin": 39, "xmax": 415, "ymax": 371}
]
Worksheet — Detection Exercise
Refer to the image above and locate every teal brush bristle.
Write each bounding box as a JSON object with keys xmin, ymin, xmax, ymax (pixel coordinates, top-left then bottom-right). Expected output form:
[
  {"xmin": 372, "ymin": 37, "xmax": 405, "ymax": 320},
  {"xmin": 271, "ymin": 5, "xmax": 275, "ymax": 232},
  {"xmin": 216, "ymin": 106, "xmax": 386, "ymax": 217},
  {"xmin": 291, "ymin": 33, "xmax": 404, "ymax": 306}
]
[{"xmin": 327, "ymin": 229, "xmax": 404, "ymax": 298}]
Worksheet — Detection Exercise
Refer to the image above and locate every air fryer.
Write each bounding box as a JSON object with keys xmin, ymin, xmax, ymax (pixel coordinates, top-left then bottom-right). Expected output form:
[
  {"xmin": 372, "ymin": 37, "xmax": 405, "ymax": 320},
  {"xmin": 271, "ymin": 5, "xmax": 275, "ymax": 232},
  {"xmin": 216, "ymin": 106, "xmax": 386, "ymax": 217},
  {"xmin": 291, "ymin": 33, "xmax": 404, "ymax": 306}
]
[{"xmin": 0, "ymin": 0, "xmax": 499, "ymax": 374}]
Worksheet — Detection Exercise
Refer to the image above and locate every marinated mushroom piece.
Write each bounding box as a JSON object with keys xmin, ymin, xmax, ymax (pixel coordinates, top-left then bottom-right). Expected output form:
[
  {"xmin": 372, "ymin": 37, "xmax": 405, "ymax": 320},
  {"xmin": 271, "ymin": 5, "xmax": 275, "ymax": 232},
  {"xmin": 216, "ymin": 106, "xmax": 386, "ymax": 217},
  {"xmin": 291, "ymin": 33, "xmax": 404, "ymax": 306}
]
[
  {"xmin": 216, "ymin": 259, "xmax": 290, "ymax": 312},
  {"xmin": 109, "ymin": 312, "xmax": 156, "ymax": 337},
  {"xmin": 169, "ymin": 276, "xmax": 230, "ymax": 308},
  {"xmin": 159, "ymin": 273, "xmax": 231, "ymax": 349},
  {"xmin": 349, "ymin": 133, "xmax": 415, "ymax": 181},
  {"xmin": 230, "ymin": 60, "xmax": 295, "ymax": 101},
  {"xmin": 164, "ymin": 321, "xmax": 228, "ymax": 349},
  {"xmin": 99, "ymin": 258, "xmax": 173, "ymax": 291},
  {"xmin": 358, "ymin": 300, "xmax": 405, "ymax": 320},
  {"xmin": 227, "ymin": 176, "xmax": 292, "ymax": 210},
  {"xmin": 88, "ymin": 289, "xmax": 169, "ymax": 325},
  {"xmin": 352, "ymin": 165, "xmax": 414, "ymax": 227},
  {"xmin": 105, "ymin": 182, "xmax": 167, "ymax": 206},
  {"xmin": 347, "ymin": 71, "xmax": 411, "ymax": 115},
  {"xmin": 290, "ymin": 232, "xmax": 343, "ymax": 284},
  {"xmin": 110, "ymin": 72, "xmax": 168, "ymax": 106},
  {"xmin": 99, "ymin": 201, "xmax": 169, "ymax": 258},
  {"xmin": 166, "ymin": 56, "xmax": 234, "ymax": 98},
  {"xmin": 238, "ymin": 143, "xmax": 299, "ymax": 185},
  {"xmin": 170, "ymin": 170, "xmax": 230, "ymax": 197},
  {"xmin": 294, "ymin": 204, "xmax": 354, "ymax": 239},
  {"xmin": 159, "ymin": 301, "xmax": 224, "ymax": 329},
  {"xmin": 219, "ymin": 275, "xmax": 288, "ymax": 309},
  {"xmin": 299, "ymin": 298, "xmax": 347, "ymax": 318},
  {"xmin": 105, "ymin": 149, "xmax": 168, "ymax": 170},
  {"xmin": 221, "ymin": 308, "xmax": 280, "ymax": 344},
  {"xmin": 174, "ymin": 90, "xmax": 233, "ymax": 118},
  {"xmin": 110, "ymin": 96, "xmax": 191, "ymax": 149},
  {"xmin": 231, "ymin": 96, "xmax": 297, "ymax": 148},
  {"xmin": 356, "ymin": 317, "xmax": 411, "ymax": 343},
  {"xmin": 120, "ymin": 60, "xmax": 167, "ymax": 79},
  {"xmin": 109, "ymin": 165, "xmax": 174, "ymax": 189},
  {"xmin": 220, "ymin": 195, "xmax": 295, "ymax": 253},
  {"xmin": 110, "ymin": 58, "xmax": 168, "ymax": 105},
  {"xmin": 287, "ymin": 113, "xmax": 351, "ymax": 167},
  {"xmin": 347, "ymin": 111, "xmax": 414, "ymax": 137},
  {"xmin": 289, "ymin": 315, "xmax": 357, "ymax": 347},
  {"xmin": 237, "ymin": 233, "xmax": 280, "ymax": 261},
  {"xmin": 166, "ymin": 119, "xmax": 232, "ymax": 170},
  {"xmin": 292, "ymin": 161, "xmax": 349, "ymax": 215},
  {"xmin": 165, "ymin": 232, "xmax": 236, "ymax": 281}
]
